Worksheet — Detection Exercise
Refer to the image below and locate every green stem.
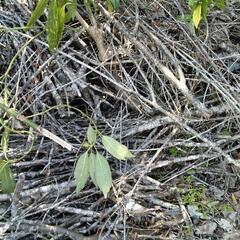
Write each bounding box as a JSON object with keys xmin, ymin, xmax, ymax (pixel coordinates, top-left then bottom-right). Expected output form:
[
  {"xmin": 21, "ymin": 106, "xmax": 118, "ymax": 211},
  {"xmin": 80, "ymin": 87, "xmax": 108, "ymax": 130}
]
[{"xmin": 0, "ymin": 102, "xmax": 38, "ymax": 129}]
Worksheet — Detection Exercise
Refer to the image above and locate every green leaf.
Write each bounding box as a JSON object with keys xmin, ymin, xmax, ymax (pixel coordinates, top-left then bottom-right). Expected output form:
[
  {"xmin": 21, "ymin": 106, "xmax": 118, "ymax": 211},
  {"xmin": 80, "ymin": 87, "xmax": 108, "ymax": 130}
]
[
  {"xmin": 74, "ymin": 152, "xmax": 90, "ymax": 192},
  {"xmin": 214, "ymin": 0, "xmax": 225, "ymax": 9},
  {"xmin": 102, "ymin": 135, "xmax": 134, "ymax": 160},
  {"xmin": 106, "ymin": 0, "xmax": 113, "ymax": 12},
  {"xmin": 87, "ymin": 126, "xmax": 97, "ymax": 145},
  {"xmin": 57, "ymin": 5, "xmax": 66, "ymax": 45},
  {"xmin": 26, "ymin": 0, "xmax": 49, "ymax": 29},
  {"xmin": 65, "ymin": 0, "xmax": 78, "ymax": 22},
  {"xmin": 95, "ymin": 152, "xmax": 112, "ymax": 198},
  {"xmin": 192, "ymin": 3, "xmax": 202, "ymax": 28},
  {"xmin": 106, "ymin": 0, "xmax": 120, "ymax": 12},
  {"xmin": 47, "ymin": 0, "xmax": 65, "ymax": 50},
  {"xmin": 0, "ymin": 161, "xmax": 15, "ymax": 193},
  {"xmin": 89, "ymin": 152, "xmax": 98, "ymax": 187},
  {"xmin": 111, "ymin": 0, "xmax": 120, "ymax": 11},
  {"xmin": 188, "ymin": 0, "xmax": 196, "ymax": 8},
  {"xmin": 47, "ymin": 0, "xmax": 59, "ymax": 50},
  {"xmin": 57, "ymin": 0, "xmax": 67, "ymax": 7},
  {"xmin": 201, "ymin": 0, "xmax": 209, "ymax": 20}
]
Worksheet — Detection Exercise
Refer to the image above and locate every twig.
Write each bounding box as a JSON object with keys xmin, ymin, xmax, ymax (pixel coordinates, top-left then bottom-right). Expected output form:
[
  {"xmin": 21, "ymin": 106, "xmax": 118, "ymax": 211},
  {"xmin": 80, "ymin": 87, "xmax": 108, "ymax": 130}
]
[
  {"xmin": 0, "ymin": 102, "xmax": 74, "ymax": 151},
  {"xmin": 75, "ymin": 11, "xmax": 107, "ymax": 61},
  {"xmin": 11, "ymin": 173, "xmax": 25, "ymax": 218},
  {"xmin": 0, "ymin": 181, "xmax": 75, "ymax": 202},
  {"xmin": 97, "ymin": 3, "xmax": 211, "ymax": 118},
  {"xmin": 2, "ymin": 219, "xmax": 96, "ymax": 240},
  {"xmin": 127, "ymin": 128, "xmax": 178, "ymax": 197}
]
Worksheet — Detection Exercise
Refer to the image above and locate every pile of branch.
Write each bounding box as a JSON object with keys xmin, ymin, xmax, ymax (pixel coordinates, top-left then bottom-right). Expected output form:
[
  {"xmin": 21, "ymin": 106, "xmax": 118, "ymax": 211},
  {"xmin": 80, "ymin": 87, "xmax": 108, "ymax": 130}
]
[{"xmin": 0, "ymin": 0, "xmax": 240, "ymax": 239}]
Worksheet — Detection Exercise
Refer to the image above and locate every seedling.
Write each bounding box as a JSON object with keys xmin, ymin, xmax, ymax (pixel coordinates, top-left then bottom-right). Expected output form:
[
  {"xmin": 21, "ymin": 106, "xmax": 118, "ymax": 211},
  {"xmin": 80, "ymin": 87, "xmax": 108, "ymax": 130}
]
[
  {"xmin": 188, "ymin": 0, "xmax": 225, "ymax": 29},
  {"xmin": 26, "ymin": 0, "xmax": 120, "ymax": 50},
  {"xmin": 74, "ymin": 125, "xmax": 133, "ymax": 198}
]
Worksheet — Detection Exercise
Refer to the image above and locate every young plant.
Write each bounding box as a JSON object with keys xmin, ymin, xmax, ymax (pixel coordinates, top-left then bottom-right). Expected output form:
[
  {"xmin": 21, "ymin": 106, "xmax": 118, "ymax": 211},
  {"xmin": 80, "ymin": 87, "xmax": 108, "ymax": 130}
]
[
  {"xmin": 188, "ymin": 0, "xmax": 225, "ymax": 29},
  {"xmin": 0, "ymin": 160, "xmax": 15, "ymax": 193},
  {"xmin": 74, "ymin": 125, "xmax": 133, "ymax": 198},
  {"xmin": 26, "ymin": 0, "xmax": 120, "ymax": 51},
  {"xmin": 0, "ymin": 120, "xmax": 15, "ymax": 193},
  {"xmin": 0, "ymin": 104, "xmax": 15, "ymax": 193},
  {"xmin": 26, "ymin": 0, "xmax": 78, "ymax": 50}
]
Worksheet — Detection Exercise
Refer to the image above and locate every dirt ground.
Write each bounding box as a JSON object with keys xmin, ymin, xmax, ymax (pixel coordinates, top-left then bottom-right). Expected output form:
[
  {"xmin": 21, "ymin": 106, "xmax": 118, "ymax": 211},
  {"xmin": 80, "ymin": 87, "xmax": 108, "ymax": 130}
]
[{"xmin": 0, "ymin": 0, "xmax": 240, "ymax": 239}]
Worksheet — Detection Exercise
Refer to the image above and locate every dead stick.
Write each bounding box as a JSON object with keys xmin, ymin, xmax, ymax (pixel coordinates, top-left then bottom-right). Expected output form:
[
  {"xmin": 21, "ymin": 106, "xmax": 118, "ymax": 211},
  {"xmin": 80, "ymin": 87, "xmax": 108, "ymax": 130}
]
[{"xmin": 0, "ymin": 102, "xmax": 74, "ymax": 151}]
